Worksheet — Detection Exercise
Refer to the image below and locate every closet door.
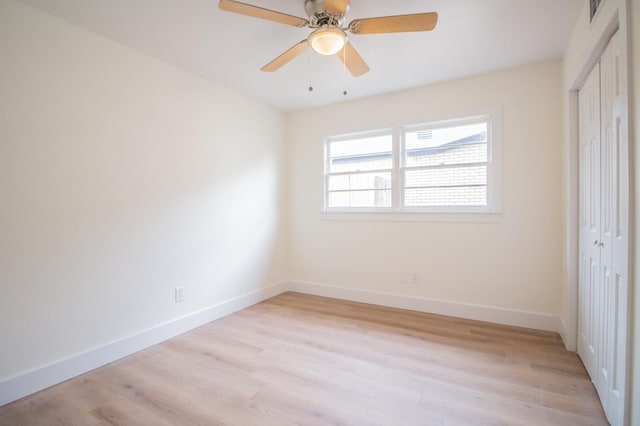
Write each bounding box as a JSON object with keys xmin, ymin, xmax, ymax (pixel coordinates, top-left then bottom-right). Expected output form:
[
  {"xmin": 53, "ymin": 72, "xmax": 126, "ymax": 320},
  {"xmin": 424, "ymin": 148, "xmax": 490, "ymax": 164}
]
[
  {"xmin": 578, "ymin": 30, "xmax": 628, "ymax": 426},
  {"xmin": 577, "ymin": 62, "xmax": 600, "ymax": 381},
  {"xmin": 596, "ymin": 30, "xmax": 628, "ymax": 425}
]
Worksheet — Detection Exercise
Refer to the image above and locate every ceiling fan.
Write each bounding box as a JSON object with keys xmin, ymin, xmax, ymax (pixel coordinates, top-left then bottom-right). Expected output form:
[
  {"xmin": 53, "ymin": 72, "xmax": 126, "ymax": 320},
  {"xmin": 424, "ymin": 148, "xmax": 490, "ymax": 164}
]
[{"xmin": 218, "ymin": 0, "xmax": 438, "ymax": 77}]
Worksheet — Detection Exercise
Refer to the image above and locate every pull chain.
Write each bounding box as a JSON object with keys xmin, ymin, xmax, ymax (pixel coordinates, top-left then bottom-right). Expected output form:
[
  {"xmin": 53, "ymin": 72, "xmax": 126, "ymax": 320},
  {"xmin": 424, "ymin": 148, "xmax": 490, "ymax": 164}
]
[
  {"xmin": 342, "ymin": 46, "xmax": 348, "ymax": 96},
  {"xmin": 308, "ymin": 47, "xmax": 314, "ymax": 92}
]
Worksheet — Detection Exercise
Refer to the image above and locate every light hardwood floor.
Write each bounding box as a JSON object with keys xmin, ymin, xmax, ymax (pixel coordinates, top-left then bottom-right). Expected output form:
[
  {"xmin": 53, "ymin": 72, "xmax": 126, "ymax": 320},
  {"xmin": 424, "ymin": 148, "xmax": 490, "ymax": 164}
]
[{"xmin": 0, "ymin": 292, "xmax": 607, "ymax": 425}]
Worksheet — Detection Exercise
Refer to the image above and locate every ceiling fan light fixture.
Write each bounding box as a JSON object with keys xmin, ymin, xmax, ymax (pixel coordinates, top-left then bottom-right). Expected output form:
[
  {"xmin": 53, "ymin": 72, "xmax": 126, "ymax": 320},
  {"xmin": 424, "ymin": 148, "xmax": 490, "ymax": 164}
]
[{"xmin": 308, "ymin": 27, "xmax": 347, "ymax": 55}]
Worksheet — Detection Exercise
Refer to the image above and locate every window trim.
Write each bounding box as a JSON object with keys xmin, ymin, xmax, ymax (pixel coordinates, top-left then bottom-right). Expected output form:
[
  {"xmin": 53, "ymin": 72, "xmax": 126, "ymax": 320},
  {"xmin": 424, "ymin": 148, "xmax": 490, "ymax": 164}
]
[
  {"xmin": 324, "ymin": 128, "xmax": 395, "ymax": 212},
  {"xmin": 322, "ymin": 105, "xmax": 503, "ymax": 221},
  {"xmin": 400, "ymin": 114, "xmax": 494, "ymax": 212}
]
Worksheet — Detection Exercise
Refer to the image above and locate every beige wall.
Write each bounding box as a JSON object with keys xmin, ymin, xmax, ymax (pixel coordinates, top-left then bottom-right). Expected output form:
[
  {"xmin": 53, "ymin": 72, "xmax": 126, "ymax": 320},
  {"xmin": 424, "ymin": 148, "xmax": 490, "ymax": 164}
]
[
  {"xmin": 286, "ymin": 61, "xmax": 563, "ymax": 317},
  {"xmin": 0, "ymin": 0, "xmax": 287, "ymax": 380}
]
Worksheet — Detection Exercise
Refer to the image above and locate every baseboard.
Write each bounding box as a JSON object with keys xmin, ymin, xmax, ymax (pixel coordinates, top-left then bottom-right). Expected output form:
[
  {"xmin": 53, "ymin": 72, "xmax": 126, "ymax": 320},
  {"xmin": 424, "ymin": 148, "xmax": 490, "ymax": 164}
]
[
  {"xmin": 558, "ymin": 316, "xmax": 568, "ymax": 347},
  {"xmin": 0, "ymin": 281, "xmax": 289, "ymax": 407},
  {"xmin": 1, "ymin": 280, "xmax": 561, "ymax": 407},
  {"xmin": 287, "ymin": 280, "xmax": 560, "ymax": 333}
]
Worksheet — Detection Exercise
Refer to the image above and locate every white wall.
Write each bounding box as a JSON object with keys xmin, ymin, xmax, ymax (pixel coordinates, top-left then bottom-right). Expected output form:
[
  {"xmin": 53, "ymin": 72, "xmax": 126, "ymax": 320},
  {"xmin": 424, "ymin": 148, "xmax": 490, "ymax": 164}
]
[
  {"xmin": 286, "ymin": 61, "xmax": 563, "ymax": 320},
  {"xmin": 0, "ymin": 0, "xmax": 287, "ymax": 381}
]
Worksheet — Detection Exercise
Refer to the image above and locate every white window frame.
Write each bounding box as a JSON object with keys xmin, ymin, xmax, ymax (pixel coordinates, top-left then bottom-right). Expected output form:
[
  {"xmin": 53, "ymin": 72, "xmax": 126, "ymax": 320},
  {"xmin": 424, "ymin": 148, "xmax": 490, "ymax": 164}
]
[
  {"xmin": 322, "ymin": 106, "xmax": 502, "ymax": 223},
  {"xmin": 323, "ymin": 128, "xmax": 395, "ymax": 213}
]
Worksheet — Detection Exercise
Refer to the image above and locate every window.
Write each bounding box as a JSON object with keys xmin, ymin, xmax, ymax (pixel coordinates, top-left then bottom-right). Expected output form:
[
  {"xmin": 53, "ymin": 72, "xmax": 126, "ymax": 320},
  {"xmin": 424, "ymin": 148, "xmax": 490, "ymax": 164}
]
[
  {"xmin": 324, "ymin": 131, "xmax": 393, "ymax": 209},
  {"xmin": 403, "ymin": 118, "xmax": 489, "ymax": 208},
  {"xmin": 324, "ymin": 112, "xmax": 501, "ymax": 216}
]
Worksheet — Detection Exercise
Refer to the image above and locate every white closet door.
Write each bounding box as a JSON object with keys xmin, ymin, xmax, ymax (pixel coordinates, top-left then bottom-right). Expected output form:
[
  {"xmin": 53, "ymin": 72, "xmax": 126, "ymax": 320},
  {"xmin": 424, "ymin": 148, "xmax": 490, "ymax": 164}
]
[
  {"xmin": 578, "ymin": 30, "xmax": 629, "ymax": 426},
  {"xmin": 577, "ymin": 62, "xmax": 600, "ymax": 381},
  {"xmin": 596, "ymin": 29, "xmax": 628, "ymax": 426}
]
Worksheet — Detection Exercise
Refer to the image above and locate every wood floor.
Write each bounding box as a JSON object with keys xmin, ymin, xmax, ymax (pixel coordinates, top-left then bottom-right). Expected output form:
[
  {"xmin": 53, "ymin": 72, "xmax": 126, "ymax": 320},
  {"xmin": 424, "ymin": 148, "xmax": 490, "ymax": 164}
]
[{"xmin": 0, "ymin": 292, "xmax": 607, "ymax": 426}]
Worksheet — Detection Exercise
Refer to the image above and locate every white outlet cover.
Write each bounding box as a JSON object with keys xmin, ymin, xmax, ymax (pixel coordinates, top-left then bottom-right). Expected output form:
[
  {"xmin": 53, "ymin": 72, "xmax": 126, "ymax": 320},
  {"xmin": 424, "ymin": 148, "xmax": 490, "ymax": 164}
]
[{"xmin": 175, "ymin": 287, "xmax": 184, "ymax": 302}]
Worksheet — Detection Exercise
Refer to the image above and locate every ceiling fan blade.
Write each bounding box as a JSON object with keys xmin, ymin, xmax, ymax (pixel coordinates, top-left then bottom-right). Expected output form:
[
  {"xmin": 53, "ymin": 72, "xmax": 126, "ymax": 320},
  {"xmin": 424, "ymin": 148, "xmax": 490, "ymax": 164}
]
[
  {"xmin": 336, "ymin": 42, "xmax": 369, "ymax": 77},
  {"xmin": 349, "ymin": 12, "xmax": 438, "ymax": 34},
  {"xmin": 219, "ymin": 0, "xmax": 308, "ymax": 27},
  {"xmin": 261, "ymin": 40, "xmax": 310, "ymax": 72},
  {"xmin": 324, "ymin": 0, "xmax": 350, "ymax": 15}
]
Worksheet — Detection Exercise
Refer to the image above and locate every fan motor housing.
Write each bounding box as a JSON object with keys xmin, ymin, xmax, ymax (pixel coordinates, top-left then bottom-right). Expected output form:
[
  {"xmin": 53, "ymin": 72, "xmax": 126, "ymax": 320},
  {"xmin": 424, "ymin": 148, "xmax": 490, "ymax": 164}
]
[{"xmin": 305, "ymin": 0, "xmax": 348, "ymax": 25}]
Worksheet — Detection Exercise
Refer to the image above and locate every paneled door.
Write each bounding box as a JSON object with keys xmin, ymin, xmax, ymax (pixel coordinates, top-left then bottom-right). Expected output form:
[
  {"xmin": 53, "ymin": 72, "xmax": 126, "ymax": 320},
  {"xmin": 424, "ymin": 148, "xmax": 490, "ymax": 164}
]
[
  {"xmin": 578, "ymin": 60, "xmax": 600, "ymax": 382},
  {"xmin": 577, "ymin": 30, "xmax": 629, "ymax": 426}
]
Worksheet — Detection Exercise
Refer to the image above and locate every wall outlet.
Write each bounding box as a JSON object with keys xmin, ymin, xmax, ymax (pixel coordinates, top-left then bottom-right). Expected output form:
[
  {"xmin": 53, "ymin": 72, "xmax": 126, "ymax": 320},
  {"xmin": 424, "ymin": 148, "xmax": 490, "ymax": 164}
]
[
  {"xmin": 410, "ymin": 272, "xmax": 421, "ymax": 285},
  {"xmin": 175, "ymin": 287, "xmax": 184, "ymax": 302}
]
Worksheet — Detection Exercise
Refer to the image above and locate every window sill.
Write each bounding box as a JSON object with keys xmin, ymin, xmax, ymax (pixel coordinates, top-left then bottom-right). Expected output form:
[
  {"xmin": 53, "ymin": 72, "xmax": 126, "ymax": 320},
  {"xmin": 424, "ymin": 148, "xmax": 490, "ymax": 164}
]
[{"xmin": 319, "ymin": 210, "xmax": 503, "ymax": 223}]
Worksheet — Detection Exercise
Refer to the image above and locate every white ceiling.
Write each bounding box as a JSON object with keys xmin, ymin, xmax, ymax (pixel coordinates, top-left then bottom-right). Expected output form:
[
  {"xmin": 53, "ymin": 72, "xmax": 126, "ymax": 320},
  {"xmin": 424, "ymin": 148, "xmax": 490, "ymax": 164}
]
[{"xmin": 17, "ymin": 0, "xmax": 584, "ymax": 111}]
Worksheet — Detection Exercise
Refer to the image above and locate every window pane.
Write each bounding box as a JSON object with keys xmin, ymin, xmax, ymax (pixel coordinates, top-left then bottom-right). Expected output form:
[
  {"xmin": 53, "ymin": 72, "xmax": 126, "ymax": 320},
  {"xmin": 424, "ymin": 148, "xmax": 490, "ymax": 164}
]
[
  {"xmin": 404, "ymin": 122, "xmax": 487, "ymax": 167},
  {"xmin": 329, "ymin": 134, "xmax": 392, "ymax": 173},
  {"xmin": 405, "ymin": 186, "xmax": 487, "ymax": 207},
  {"xmin": 405, "ymin": 166, "xmax": 487, "ymax": 188},
  {"xmin": 328, "ymin": 190, "xmax": 392, "ymax": 208},
  {"xmin": 328, "ymin": 172, "xmax": 392, "ymax": 191}
]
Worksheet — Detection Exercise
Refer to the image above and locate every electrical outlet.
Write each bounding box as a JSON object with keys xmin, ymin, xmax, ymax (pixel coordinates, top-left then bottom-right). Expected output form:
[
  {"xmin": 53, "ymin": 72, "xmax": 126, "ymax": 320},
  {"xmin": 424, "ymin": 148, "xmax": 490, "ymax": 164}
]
[
  {"xmin": 410, "ymin": 272, "xmax": 421, "ymax": 285},
  {"xmin": 175, "ymin": 287, "xmax": 184, "ymax": 302}
]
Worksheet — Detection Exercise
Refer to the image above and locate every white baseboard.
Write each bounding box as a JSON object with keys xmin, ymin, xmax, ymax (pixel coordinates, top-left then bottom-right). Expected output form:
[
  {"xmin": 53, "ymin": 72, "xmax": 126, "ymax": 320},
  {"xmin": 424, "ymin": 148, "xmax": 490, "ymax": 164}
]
[
  {"xmin": 0, "ymin": 282, "xmax": 289, "ymax": 407},
  {"xmin": 1, "ymin": 280, "xmax": 561, "ymax": 407},
  {"xmin": 287, "ymin": 280, "xmax": 560, "ymax": 333},
  {"xmin": 558, "ymin": 316, "xmax": 568, "ymax": 347}
]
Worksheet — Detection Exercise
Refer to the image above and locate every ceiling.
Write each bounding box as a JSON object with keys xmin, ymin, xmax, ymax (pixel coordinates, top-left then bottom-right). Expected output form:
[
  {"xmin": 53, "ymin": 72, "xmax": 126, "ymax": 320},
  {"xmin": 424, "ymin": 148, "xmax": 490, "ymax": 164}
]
[{"xmin": 17, "ymin": 0, "xmax": 584, "ymax": 111}]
